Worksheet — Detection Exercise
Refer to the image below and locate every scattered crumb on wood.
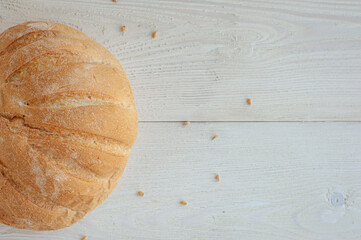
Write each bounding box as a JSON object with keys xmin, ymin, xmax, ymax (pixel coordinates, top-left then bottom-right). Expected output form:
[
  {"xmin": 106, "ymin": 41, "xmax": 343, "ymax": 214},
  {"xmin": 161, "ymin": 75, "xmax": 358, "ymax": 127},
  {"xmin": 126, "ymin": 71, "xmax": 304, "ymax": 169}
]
[
  {"xmin": 152, "ymin": 31, "xmax": 157, "ymax": 38},
  {"xmin": 180, "ymin": 200, "xmax": 188, "ymax": 205},
  {"xmin": 121, "ymin": 26, "xmax": 126, "ymax": 32},
  {"xmin": 182, "ymin": 121, "xmax": 190, "ymax": 126},
  {"xmin": 215, "ymin": 174, "xmax": 220, "ymax": 182},
  {"xmin": 247, "ymin": 98, "xmax": 252, "ymax": 105},
  {"xmin": 138, "ymin": 191, "xmax": 145, "ymax": 197},
  {"xmin": 81, "ymin": 236, "xmax": 88, "ymax": 240},
  {"xmin": 211, "ymin": 135, "xmax": 218, "ymax": 141}
]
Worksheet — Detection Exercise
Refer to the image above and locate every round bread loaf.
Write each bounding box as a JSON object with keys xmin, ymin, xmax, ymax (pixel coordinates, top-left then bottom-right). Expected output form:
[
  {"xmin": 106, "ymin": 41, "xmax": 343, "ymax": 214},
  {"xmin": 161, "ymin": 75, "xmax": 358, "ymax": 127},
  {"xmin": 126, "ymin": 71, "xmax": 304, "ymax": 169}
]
[{"xmin": 0, "ymin": 21, "xmax": 138, "ymax": 230}]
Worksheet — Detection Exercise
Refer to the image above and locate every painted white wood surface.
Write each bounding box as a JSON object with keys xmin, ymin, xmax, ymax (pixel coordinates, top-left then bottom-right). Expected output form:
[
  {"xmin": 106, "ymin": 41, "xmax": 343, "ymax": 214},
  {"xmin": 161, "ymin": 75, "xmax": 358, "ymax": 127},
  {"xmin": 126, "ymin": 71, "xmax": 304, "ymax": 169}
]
[
  {"xmin": 1, "ymin": 122, "xmax": 361, "ymax": 240},
  {"xmin": 0, "ymin": 0, "xmax": 361, "ymax": 240},
  {"xmin": 0, "ymin": 0, "xmax": 361, "ymax": 121}
]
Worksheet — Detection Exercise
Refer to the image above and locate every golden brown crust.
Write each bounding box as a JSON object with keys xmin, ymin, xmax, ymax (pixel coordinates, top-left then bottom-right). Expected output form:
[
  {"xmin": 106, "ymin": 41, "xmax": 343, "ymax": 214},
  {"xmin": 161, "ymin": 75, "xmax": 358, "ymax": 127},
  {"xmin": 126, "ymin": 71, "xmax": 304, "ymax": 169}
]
[{"xmin": 0, "ymin": 21, "xmax": 137, "ymax": 230}]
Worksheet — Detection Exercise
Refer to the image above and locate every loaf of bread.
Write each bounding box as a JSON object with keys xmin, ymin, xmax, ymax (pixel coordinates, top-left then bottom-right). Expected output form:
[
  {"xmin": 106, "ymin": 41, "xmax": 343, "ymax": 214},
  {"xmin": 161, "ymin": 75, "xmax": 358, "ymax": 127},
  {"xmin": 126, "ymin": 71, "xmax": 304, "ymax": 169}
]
[{"xmin": 0, "ymin": 21, "xmax": 138, "ymax": 230}]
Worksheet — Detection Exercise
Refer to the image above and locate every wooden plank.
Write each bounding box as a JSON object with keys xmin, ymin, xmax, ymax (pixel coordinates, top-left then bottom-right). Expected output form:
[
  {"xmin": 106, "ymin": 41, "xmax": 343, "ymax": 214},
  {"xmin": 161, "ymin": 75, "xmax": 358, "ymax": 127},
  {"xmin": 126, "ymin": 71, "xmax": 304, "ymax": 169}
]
[
  {"xmin": 1, "ymin": 0, "xmax": 361, "ymax": 121},
  {"xmin": 1, "ymin": 122, "xmax": 361, "ymax": 239}
]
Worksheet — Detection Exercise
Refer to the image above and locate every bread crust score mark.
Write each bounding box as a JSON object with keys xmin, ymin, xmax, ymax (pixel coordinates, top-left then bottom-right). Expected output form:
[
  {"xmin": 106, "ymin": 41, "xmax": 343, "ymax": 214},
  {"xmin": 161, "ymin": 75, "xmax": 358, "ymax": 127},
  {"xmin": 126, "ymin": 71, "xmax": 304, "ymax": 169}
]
[{"xmin": 0, "ymin": 21, "xmax": 138, "ymax": 230}]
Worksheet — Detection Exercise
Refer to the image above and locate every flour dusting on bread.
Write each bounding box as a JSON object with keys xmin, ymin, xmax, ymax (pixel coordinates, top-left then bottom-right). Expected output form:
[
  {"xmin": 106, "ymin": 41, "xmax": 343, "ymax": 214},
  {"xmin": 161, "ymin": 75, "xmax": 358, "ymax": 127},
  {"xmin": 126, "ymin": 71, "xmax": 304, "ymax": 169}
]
[
  {"xmin": 27, "ymin": 22, "xmax": 49, "ymax": 30},
  {"xmin": 0, "ymin": 21, "xmax": 138, "ymax": 231}
]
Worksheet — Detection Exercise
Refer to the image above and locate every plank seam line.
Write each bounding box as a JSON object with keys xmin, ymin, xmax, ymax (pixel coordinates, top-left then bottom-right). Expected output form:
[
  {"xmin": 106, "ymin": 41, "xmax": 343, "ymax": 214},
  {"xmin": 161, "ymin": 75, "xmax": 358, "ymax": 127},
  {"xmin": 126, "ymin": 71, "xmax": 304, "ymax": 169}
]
[{"xmin": 138, "ymin": 120, "xmax": 361, "ymax": 123}]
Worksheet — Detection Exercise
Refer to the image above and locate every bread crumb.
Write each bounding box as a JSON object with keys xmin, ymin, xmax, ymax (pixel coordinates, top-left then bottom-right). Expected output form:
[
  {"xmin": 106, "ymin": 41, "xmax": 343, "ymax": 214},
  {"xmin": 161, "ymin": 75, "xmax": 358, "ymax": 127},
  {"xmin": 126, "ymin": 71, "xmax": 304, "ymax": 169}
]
[
  {"xmin": 81, "ymin": 236, "xmax": 88, "ymax": 240},
  {"xmin": 180, "ymin": 200, "xmax": 188, "ymax": 205},
  {"xmin": 121, "ymin": 26, "xmax": 126, "ymax": 32},
  {"xmin": 211, "ymin": 135, "xmax": 218, "ymax": 141},
  {"xmin": 112, "ymin": 0, "xmax": 118, "ymax": 2},
  {"xmin": 152, "ymin": 31, "xmax": 157, "ymax": 38},
  {"xmin": 247, "ymin": 98, "xmax": 252, "ymax": 105},
  {"xmin": 215, "ymin": 174, "xmax": 220, "ymax": 182},
  {"xmin": 182, "ymin": 121, "xmax": 190, "ymax": 126},
  {"xmin": 138, "ymin": 191, "xmax": 144, "ymax": 197}
]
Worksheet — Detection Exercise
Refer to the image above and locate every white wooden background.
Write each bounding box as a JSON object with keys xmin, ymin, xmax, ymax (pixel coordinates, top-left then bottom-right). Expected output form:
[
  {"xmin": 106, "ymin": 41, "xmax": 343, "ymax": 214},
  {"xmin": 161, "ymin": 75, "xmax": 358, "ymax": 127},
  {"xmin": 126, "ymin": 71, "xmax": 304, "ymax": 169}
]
[{"xmin": 1, "ymin": 0, "xmax": 361, "ymax": 239}]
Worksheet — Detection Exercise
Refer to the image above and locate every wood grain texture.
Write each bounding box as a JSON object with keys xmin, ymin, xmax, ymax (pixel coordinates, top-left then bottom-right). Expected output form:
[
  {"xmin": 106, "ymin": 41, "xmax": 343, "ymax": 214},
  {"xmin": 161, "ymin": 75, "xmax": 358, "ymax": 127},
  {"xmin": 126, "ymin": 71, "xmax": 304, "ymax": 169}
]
[
  {"xmin": 1, "ymin": 0, "xmax": 361, "ymax": 121},
  {"xmin": 1, "ymin": 122, "xmax": 361, "ymax": 240},
  {"xmin": 0, "ymin": 0, "xmax": 360, "ymax": 239}
]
